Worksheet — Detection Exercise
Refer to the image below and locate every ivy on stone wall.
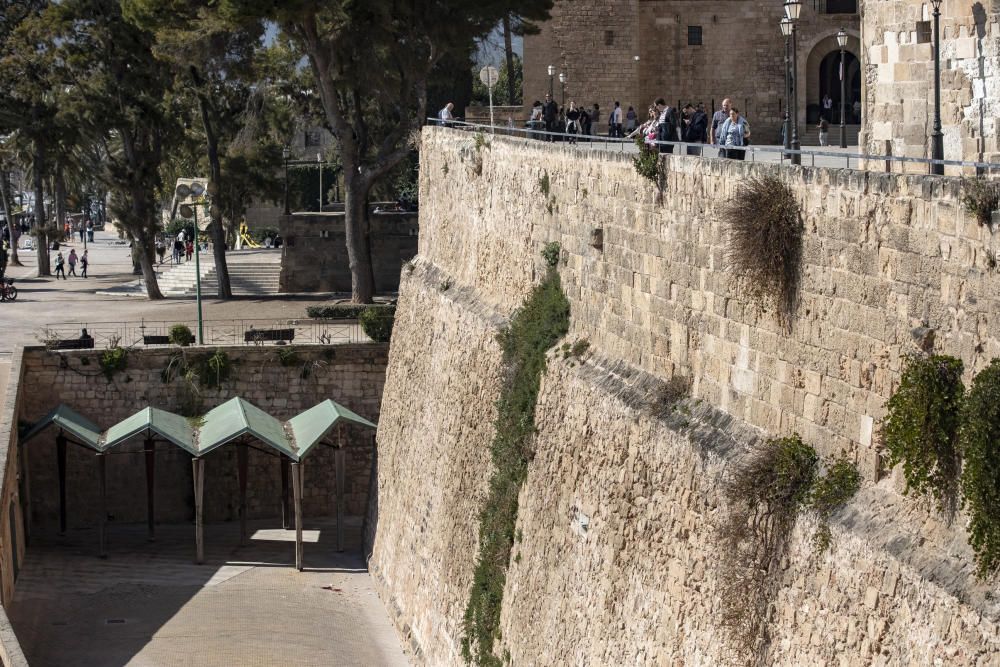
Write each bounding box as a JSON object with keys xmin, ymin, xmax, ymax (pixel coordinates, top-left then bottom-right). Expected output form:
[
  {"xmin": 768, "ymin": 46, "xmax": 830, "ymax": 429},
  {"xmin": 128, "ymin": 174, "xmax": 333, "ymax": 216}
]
[
  {"xmin": 461, "ymin": 252, "xmax": 570, "ymax": 667},
  {"xmin": 959, "ymin": 359, "xmax": 1000, "ymax": 577}
]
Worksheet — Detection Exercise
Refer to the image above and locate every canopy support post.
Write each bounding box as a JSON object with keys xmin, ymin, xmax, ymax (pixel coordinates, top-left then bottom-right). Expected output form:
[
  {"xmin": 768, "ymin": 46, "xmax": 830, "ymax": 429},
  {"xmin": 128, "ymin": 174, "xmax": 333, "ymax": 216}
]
[
  {"xmin": 97, "ymin": 452, "xmax": 107, "ymax": 559},
  {"xmin": 291, "ymin": 461, "xmax": 303, "ymax": 571},
  {"xmin": 56, "ymin": 434, "xmax": 67, "ymax": 535},
  {"xmin": 192, "ymin": 457, "xmax": 205, "ymax": 564},
  {"xmin": 280, "ymin": 456, "xmax": 290, "ymax": 529},
  {"xmin": 335, "ymin": 448, "xmax": 345, "ymax": 552},
  {"xmin": 144, "ymin": 438, "xmax": 155, "ymax": 541},
  {"xmin": 238, "ymin": 442, "xmax": 248, "ymax": 547}
]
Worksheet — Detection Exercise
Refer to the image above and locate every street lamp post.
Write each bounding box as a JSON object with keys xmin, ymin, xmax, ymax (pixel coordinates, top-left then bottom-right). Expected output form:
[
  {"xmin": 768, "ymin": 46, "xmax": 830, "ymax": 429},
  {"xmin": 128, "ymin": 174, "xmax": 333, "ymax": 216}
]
[
  {"xmin": 785, "ymin": 0, "xmax": 802, "ymax": 165},
  {"xmin": 547, "ymin": 65, "xmax": 555, "ymax": 99},
  {"xmin": 282, "ymin": 146, "xmax": 290, "ymax": 215},
  {"xmin": 176, "ymin": 182, "xmax": 206, "ymax": 345},
  {"xmin": 559, "ymin": 72, "xmax": 566, "ymax": 108},
  {"xmin": 837, "ymin": 29, "xmax": 849, "ymax": 148},
  {"xmin": 317, "ymin": 153, "xmax": 323, "ymax": 212},
  {"xmin": 930, "ymin": 0, "xmax": 944, "ymax": 175},
  {"xmin": 781, "ymin": 18, "xmax": 793, "ymax": 158}
]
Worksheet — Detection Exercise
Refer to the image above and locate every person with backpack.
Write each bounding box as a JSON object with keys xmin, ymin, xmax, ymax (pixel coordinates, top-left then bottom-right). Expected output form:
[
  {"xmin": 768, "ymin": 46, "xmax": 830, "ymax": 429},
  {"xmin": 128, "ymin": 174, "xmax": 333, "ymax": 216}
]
[{"xmin": 80, "ymin": 249, "xmax": 89, "ymax": 278}]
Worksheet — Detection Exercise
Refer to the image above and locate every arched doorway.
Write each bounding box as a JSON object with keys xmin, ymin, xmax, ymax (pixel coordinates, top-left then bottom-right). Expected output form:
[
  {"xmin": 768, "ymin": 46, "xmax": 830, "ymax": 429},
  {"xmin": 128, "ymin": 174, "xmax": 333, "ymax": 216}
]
[{"xmin": 818, "ymin": 50, "xmax": 861, "ymax": 123}]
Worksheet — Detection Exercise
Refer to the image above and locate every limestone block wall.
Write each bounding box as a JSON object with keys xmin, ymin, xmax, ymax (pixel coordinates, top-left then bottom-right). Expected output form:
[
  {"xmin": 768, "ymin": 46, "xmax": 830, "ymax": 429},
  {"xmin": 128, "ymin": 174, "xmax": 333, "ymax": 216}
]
[
  {"xmin": 17, "ymin": 344, "xmax": 386, "ymax": 532},
  {"xmin": 860, "ymin": 0, "xmax": 1000, "ymax": 168},
  {"xmin": 368, "ymin": 126, "xmax": 1000, "ymax": 664}
]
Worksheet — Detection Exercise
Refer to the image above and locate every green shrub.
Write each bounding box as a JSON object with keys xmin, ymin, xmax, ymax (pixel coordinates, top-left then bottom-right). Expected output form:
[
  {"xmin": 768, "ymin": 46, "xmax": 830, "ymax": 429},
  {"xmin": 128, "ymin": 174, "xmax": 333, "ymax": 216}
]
[
  {"xmin": 306, "ymin": 304, "xmax": 389, "ymax": 320},
  {"xmin": 359, "ymin": 305, "xmax": 396, "ymax": 343},
  {"xmin": 960, "ymin": 358, "xmax": 1000, "ymax": 577},
  {"xmin": 961, "ymin": 178, "xmax": 999, "ymax": 227},
  {"xmin": 723, "ymin": 175, "xmax": 803, "ymax": 326},
  {"xmin": 99, "ymin": 346, "xmax": 128, "ymax": 381},
  {"xmin": 632, "ymin": 136, "xmax": 662, "ymax": 184},
  {"xmin": 462, "ymin": 260, "xmax": 570, "ymax": 667},
  {"xmin": 883, "ymin": 354, "xmax": 964, "ymax": 514},
  {"xmin": 168, "ymin": 324, "xmax": 195, "ymax": 347},
  {"xmin": 188, "ymin": 350, "xmax": 232, "ymax": 389},
  {"xmin": 276, "ymin": 347, "xmax": 300, "ymax": 367},
  {"xmin": 541, "ymin": 241, "xmax": 561, "ymax": 268},
  {"xmin": 538, "ymin": 171, "xmax": 550, "ymax": 197},
  {"xmin": 810, "ymin": 456, "xmax": 862, "ymax": 552}
]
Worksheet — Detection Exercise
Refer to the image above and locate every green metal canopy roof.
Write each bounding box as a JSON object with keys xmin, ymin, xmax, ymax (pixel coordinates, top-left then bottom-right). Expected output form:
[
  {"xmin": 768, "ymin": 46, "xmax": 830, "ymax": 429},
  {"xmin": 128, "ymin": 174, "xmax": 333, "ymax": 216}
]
[{"xmin": 20, "ymin": 397, "xmax": 376, "ymax": 461}]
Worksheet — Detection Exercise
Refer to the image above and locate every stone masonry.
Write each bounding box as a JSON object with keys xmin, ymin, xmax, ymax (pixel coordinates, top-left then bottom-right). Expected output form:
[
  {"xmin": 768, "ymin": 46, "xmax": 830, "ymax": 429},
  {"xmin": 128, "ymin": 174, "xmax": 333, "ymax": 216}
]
[
  {"xmin": 17, "ymin": 344, "xmax": 387, "ymax": 532},
  {"xmin": 860, "ymin": 0, "xmax": 1000, "ymax": 169},
  {"xmin": 367, "ymin": 126, "xmax": 1000, "ymax": 664}
]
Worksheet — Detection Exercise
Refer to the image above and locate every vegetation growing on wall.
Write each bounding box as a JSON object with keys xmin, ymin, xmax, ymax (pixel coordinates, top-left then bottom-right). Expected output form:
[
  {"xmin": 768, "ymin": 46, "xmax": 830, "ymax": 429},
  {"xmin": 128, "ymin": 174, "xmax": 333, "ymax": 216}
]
[
  {"xmin": 99, "ymin": 346, "xmax": 128, "ymax": 382},
  {"xmin": 959, "ymin": 359, "xmax": 1000, "ymax": 577},
  {"xmin": 961, "ymin": 178, "xmax": 999, "ymax": 228},
  {"xmin": 723, "ymin": 175, "xmax": 803, "ymax": 327},
  {"xmin": 462, "ymin": 252, "xmax": 570, "ymax": 667},
  {"xmin": 719, "ymin": 435, "xmax": 861, "ymax": 663},
  {"xmin": 632, "ymin": 136, "xmax": 663, "ymax": 186},
  {"xmin": 541, "ymin": 241, "xmax": 560, "ymax": 268},
  {"xmin": 883, "ymin": 354, "xmax": 964, "ymax": 516},
  {"xmin": 168, "ymin": 324, "xmax": 195, "ymax": 347}
]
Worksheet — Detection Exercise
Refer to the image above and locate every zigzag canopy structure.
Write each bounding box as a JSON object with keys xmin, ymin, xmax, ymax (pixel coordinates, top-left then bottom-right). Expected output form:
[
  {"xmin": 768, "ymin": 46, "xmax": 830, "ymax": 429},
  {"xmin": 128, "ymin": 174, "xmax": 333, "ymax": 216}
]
[{"xmin": 19, "ymin": 397, "xmax": 377, "ymax": 570}]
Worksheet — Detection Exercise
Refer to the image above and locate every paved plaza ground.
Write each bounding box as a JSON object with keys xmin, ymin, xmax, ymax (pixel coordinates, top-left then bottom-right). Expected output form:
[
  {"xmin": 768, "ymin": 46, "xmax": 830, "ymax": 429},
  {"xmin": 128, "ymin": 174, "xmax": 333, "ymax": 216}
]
[
  {"xmin": 8, "ymin": 520, "xmax": 408, "ymax": 666},
  {"xmin": 0, "ymin": 234, "xmax": 409, "ymax": 665}
]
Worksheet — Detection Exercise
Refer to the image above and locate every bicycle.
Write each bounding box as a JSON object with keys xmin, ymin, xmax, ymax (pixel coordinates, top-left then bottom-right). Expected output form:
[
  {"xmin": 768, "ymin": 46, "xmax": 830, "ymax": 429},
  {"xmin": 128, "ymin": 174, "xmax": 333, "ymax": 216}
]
[{"xmin": 0, "ymin": 278, "xmax": 17, "ymax": 302}]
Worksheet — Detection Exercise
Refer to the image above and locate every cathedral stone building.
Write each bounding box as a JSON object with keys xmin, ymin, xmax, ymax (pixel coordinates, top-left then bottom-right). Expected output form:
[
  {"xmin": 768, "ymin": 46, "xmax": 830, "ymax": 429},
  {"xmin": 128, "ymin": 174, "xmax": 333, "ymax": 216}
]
[
  {"xmin": 861, "ymin": 0, "xmax": 1000, "ymax": 169},
  {"xmin": 524, "ymin": 0, "xmax": 862, "ymax": 143}
]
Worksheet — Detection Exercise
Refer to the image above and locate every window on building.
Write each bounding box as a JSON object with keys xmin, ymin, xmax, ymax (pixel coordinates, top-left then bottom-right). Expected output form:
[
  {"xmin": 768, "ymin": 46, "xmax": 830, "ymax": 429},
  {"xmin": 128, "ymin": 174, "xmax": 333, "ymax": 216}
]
[
  {"xmin": 916, "ymin": 21, "xmax": 932, "ymax": 44},
  {"xmin": 604, "ymin": 30, "xmax": 614, "ymax": 46},
  {"xmin": 304, "ymin": 129, "xmax": 322, "ymax": 147},
  {"xmin": 688, "ymin": 26, "xmax": 703, "ymax": 46},
  {"xmin": 823, "ymin": 0, "xmax": 857, "ymax": 13}
]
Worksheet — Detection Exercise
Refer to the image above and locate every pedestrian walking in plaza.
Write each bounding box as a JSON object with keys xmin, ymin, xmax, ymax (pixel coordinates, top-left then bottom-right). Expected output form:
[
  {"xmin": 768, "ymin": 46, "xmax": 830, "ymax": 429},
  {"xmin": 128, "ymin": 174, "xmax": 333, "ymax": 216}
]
[
  {"xmin": 709, "ymin": 98, "xmax": 732, "ymax": 146},
  {"xmin": 78, "ymin": 222, "xmax": 85, "ymax": 243},
  {"xmin": 172, "ymin": 238, "xmax": 183, "ymax": 263},
  {"xmin": 80, "ymin": 250, "xmax": 89, "ymax": 278},
  {"xmin": 185, "ymin": 239, "xmax": 194, "ymax": 261},
  {"xmin": 87, "ymin": 219, "xmax": 94, "ymax": 242},
  {"xmin": 54, "ymin": 251, "xmax": 66, "ymax": 279},
  {"xmin": 156, "ymin": 238, "xmax": 166, "ymax": 264},
  {"xmin": 718, "ymin": 107, "xmax": 750, "ymax": 160},
  {"xmin": 67, "ymin": 248, "xmax": 78, "ymax": 276},
  {"xmin": 817, "ymin": 117, "xmax": 830, "ymax": 146}
]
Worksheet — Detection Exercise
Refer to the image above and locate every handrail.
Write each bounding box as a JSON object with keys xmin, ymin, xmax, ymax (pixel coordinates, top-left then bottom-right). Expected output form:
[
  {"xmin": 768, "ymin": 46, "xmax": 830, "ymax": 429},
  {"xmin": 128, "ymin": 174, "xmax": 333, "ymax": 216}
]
[{"xmin": 429, "ymin": 118, "xmax": 1000, "ymax": 174}]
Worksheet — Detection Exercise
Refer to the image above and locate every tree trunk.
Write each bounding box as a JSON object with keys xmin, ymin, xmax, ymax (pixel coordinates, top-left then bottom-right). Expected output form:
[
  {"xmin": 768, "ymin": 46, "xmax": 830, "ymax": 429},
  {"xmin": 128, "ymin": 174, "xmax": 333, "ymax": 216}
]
[
  {"xmin": 503, "ymin": 14, "xmax": 517, "ymax": 106},
  {"xmin": 55, "ymin": 165, "xmax": 66, "ymax": 239},
  {"xmin": 193, "ymin": 70, "xmax": 232, "ymax": 299},
  {"xmin": 32, "ymin": 147, "xmax": 50, "ymax": 277},
  {"xmin": 0, "ymin": 169, "xmax": 22, "ymax": 266},
  {"xmin": 344, "ymin": 170, "xmax": 375, "ymax": 304},
  {"xmin": 135, "ymin": 227, "xmax": 163, "ymax": 299}
]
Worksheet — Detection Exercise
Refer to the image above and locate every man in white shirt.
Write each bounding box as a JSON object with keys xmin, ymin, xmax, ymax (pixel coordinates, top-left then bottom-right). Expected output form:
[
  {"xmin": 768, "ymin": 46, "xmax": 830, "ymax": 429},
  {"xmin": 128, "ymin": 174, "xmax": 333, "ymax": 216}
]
[
  {"xmin": 438, "ymin": 102, "xmax": 455, "ymax": 126},
  {"xmin": 611, "ymin": 101, "xmax": 623, "ymax": 138}
]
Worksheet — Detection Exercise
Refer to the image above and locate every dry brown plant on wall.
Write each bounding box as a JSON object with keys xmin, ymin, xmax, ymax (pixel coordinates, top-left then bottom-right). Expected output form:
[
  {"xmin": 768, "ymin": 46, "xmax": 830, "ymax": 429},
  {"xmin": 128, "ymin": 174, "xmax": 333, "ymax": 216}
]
[{"xmin": 722, "ymin": 175, "xmax": 803, "ymax": 329}]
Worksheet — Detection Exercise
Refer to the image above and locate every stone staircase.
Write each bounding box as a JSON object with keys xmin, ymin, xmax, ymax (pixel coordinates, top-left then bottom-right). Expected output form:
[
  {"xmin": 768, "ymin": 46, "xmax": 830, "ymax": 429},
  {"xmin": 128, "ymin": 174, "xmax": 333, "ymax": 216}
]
[
  {"xmin": 156, "ymin": 260, "xmax": 281, "ymax": 297},
  {"xmin": 797, "ymin": 124, "xmax": 860, "ymax": 148}
]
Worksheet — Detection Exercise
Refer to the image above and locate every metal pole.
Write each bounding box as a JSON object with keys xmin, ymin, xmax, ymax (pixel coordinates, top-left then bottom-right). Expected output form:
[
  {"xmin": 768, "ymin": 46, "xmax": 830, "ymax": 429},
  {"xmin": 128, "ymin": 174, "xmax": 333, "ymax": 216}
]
[
  {"xmin": 97, "ymin": 453, "xmax": 107, "ymax": 559},
  {"xmin": 144, "ymin": 438, "xmax": 155, "ymax": 541},
  {"xmin": 931, "ymin": 3, "xmax": 945, "ymax": 175},
  {"xmin": 784, "ymin": 33, "xmax": 792, "ymax": 158},
  {"xmin": 192, "ymin": 457, "xmax": 204, "ymax": 564},
  {"xmin": 283, "ymin": 154, "xmax": 290, "ymax": 215},
  {"xmin": 318, "ymin": 158, "xmax": 323, "ymax": 212},
  {"xmin": 791, "ymin": 24, "xmax": 801, "ymax": 165},
  {"xmin": 840, "ymin": 45, "xmax": 848, "ymax": 148},
  {"xmin": 193, "ymin": 207, "xmax": 203, "ymax": 345}
]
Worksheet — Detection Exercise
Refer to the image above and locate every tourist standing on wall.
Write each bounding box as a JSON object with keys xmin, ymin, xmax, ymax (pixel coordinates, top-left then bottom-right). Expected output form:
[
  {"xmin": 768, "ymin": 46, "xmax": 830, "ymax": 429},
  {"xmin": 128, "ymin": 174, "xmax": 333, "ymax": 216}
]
[
  {"xmin": 709, "ymin": 98, "xmax": 732, "ymax": 146},
  {"xmin": 542, "ymin": 93, "xmax": 559, "ymax": 139},
  {"xmin": 565, "ymin": 102, "xmax": 581, "ymax": 144},
  {"xmin": 718, "ymin": 107, "xmax": 750, "ymax": 160},
  {"xmin": 438, "ymin": 102, "xmax": 455, "ymax": 127},
  {"xmin": 625, "ymin": 106, "xmax": 638, "ymax": 133},
  {"xmin": 579, "ymin": 105, "xmax": 591, "ymax": 139},
  {"xmin": 817, "ymin": 117, "xmax": 830, "ymax": 146},
  {"xmin": 610, "ymin": 101, "xmax": 623, "ymax": 138},
  {"xmin": 590, "ymin": 103, "xmax": 600, "ymax": 136},
  {"xmin": 655, "ymin": 98, "xmax": 678, "ymax": 154},
  {"xmin": 682, "ymin": 104, "xmax": 708, "ymax": 156}
]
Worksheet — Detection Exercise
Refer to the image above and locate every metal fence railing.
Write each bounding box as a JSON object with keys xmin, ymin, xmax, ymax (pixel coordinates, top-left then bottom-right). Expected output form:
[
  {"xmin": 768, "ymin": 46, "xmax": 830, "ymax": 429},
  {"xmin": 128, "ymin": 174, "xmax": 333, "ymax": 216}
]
[
  {"xmin": 37, "ymin": 318, "xmax": 367, "ymax": 349},
  {"xmin": 432, "ymin": 119, "xmax": 1000, "ymax": 176}
]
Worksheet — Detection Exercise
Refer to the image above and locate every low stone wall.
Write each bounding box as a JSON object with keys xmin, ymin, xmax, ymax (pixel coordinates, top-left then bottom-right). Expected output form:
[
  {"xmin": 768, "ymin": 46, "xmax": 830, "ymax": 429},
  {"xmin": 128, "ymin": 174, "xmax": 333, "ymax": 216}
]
[
  {"xmin": 279, "ymin": 211, "xmax": 418, "ymax": 293},
  {"xmin": 17, "ymin": 344, "xmax": 387, "ymax": 532}
]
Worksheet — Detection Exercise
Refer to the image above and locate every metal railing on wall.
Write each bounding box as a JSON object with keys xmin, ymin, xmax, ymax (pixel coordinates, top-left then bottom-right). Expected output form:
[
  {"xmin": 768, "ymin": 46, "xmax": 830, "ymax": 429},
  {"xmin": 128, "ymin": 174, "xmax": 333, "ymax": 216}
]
[
  {"xmin": 431, "ymin": 119, "xmax": 1000, "ymax": 176},
  {"xmin": 36, "ymin": 318, "xmax": 367, "ymax": 349}
]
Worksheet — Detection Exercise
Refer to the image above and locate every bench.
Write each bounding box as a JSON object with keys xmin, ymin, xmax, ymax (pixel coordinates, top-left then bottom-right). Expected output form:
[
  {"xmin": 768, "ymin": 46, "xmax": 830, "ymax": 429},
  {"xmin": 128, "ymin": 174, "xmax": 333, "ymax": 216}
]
[
  {"xmin": 49, "ymin": 338, "xmax": 95, "ymax": 350},
  {"xmin": 142, "ymin": 335, "xmax": 171, "ymax": 346},
  {"xmin": 244, "ymin": 328, "xmax": 295, "ymax": 344}
]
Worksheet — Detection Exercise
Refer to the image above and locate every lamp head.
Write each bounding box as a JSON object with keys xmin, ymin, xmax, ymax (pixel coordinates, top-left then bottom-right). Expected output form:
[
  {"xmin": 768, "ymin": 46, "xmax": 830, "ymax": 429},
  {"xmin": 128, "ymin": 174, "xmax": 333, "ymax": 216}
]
[
  {"xmin": 784, "ymin": 0, "xmax": 801, "ymax": 20},
  {"xmin": 559, "ymin": 72, "xmax": 566, "ymax": 84},
  {"xmin": 282, "ymin": 146, "xmax": 290, "ymax": 160},
  {"xmin": 836, "ymin": 28, "xmax": 849, "ymax": 48},
  {"xmin": 780, "ymin": 17, "xmax": 793, "ymax": 37},
  {"xmin": 547, "ymin": 65, "xmax": 555, "ymax": 76},
  {"xmin": 930, "ymin": 0, "xmax": 942, "ymax": 9}
]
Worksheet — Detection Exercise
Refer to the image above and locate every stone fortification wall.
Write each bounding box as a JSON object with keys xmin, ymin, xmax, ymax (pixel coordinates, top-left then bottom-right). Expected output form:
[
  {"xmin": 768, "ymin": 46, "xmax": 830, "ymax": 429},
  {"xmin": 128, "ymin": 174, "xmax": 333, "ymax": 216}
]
[
  {"xmin": 860, "ymin": 0, "xmax": 1000, "ymax": 168},
  {"xmin": 18, "ymin": 344, "xmax": 386, "ymax": 531},
  {"xmin": 368, "ymin": 126, "xmax": 1000, "ymax": 664}
]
